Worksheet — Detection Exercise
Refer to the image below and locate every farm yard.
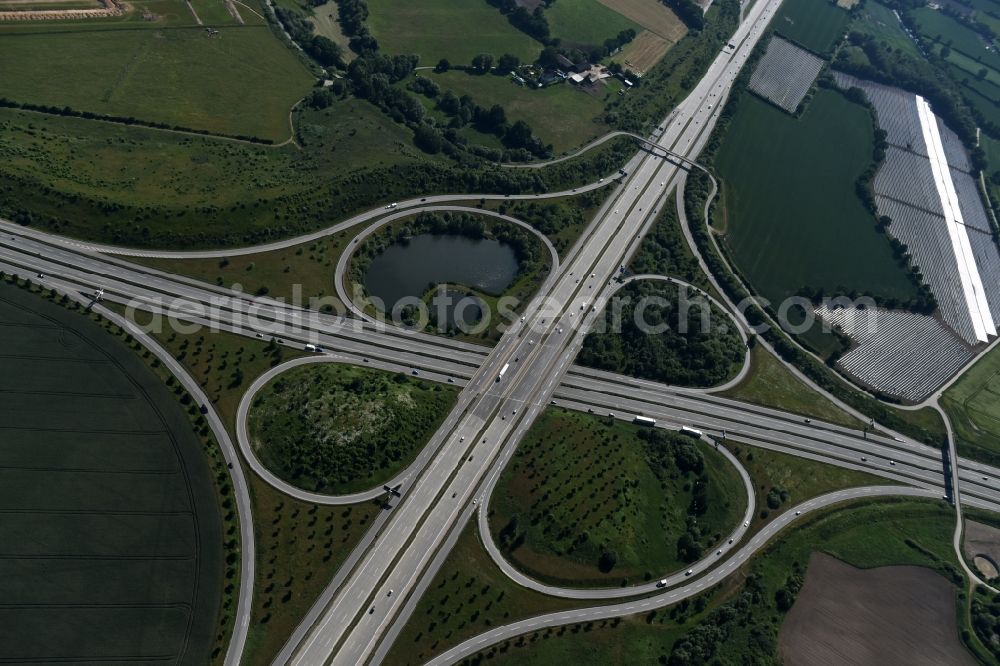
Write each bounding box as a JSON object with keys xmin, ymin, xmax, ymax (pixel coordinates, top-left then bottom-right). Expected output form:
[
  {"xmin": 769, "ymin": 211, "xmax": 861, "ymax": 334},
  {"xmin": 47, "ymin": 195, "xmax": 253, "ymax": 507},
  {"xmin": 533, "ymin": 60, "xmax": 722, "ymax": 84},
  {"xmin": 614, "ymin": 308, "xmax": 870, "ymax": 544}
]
[
  {"xmin": 0, "ymin": 5, "xmax": 309, "ymax": 141},
  {"xmin": 489, "ymin": 409, "xmax": 746, "ymax": 586},
  {"xmin": 0, "ymin": 283, "xmax": 223, "ymax": 665},
  {"xmin": 714, "ymin": 89, "xmax": 920, "ymax": 310},
  {"xmin": 366, "ymin": 0, "xmax": 541, "ymax": 64}
]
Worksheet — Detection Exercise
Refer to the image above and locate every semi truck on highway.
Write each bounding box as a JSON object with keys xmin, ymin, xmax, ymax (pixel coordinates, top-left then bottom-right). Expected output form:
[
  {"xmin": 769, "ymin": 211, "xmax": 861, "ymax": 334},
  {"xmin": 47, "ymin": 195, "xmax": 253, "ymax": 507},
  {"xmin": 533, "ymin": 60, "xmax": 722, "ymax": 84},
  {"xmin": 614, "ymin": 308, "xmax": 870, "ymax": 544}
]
[
  {"xmin": 634, "ymin": 416, "xmax": 656, "ymax": 427},
  {"xmin": 497, "ymin": 363, "xmax": 510, "ymax": 382},
  {"xmin": 680, "ymin": 426, "xmax": 703, "ymax": 438}
]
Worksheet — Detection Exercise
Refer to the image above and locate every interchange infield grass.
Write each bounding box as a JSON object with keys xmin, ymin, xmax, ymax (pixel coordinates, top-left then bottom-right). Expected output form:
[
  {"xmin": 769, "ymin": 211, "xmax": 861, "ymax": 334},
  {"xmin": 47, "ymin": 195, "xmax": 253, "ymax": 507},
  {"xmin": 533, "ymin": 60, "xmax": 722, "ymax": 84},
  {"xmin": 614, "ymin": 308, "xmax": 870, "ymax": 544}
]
[
  {"xmin": 721, "ymin": 344, "xmax": 864, "ymax": 429},
  {"xmin": 943, "ymin": 343, "xmax": 1000, "ymax": 467},
  {"xmin": 714, "ymin": 89, "xmax": 919, "ymax": 307},
  {"xmin": 0, "ymin": 282, "xmax": 223, "ymax": 665},
  {"xmin": 489, "ymin": 409, "xmax": 746, "ymax": 586},
  {"xmin": 249, "ymin": 363, "xmax": 457, "ymax": 494},
  {"xmin": 0, "ymin": 24, "xmax": 312, "ymax": 141}
]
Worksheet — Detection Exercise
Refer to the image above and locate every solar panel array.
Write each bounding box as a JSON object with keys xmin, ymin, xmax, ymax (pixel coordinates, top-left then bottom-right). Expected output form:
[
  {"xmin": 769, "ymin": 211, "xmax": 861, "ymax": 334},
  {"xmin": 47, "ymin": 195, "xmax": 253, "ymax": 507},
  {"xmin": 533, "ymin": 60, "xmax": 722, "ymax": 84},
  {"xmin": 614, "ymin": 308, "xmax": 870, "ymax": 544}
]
[
  {"xmin": 821, "ymin": 75, "xmax": 1000, "ymax": 399},
  {"xmin": 815, "ymin": 306, "xmax": 974, "ymax": 401},
  {"xmin": 748, "ymin": 37, "xmax": 825, "ymax": 113}
]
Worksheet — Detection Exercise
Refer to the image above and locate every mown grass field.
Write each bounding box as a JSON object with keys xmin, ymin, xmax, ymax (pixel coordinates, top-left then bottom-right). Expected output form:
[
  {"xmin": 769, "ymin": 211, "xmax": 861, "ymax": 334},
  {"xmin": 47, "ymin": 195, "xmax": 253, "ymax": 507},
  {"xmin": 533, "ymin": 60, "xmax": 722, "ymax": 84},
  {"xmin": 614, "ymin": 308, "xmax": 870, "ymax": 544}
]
[
  {"xmin": 546, "ymin": 0, "xmax": 640, "ymax": 49},
  {"xmin": 421, "ymin": 70, "xmax": 612, "ymax": 154},
  {"xmin": 774, "ymin": 0, "xmax": 850, "ymax": 55},
  {"xmin": 366, "ymin": 0, "xmax": 541, "ymax": 64},
  {"xmin": 912, "ymin": 7, "xmax": 1000, "ymax": 72},
  {"xmin": 489, "ymin": 409, "xmax": 746, "ymax": 586},
  {"xmin": 249, "ymin": 363, "xmax": 457, "ymax": 494},
  {"xmin": 459, "ymin": 500, "xmax": 964, "ymax": 665},
  {"xmin": 0, "ymin": 282, "xmax": 222, "ymax": 665},
  {"xmin": 942, "ymin": 343, "xmax": 1000, "ymax": 467},
  {"xmin": 715, "ymin": 89, "xmax": 919, "ymax": 306},
  {"xmin": 725, "ymin": 441, "xmax": 888, "ymax": 534},
  {"xmin": 721, "ymin": 345, "xmax": 864, "ymax": 428},
  {"xmin": 0, "ymin": 19, "xmax": 311, "ymax": 140}
]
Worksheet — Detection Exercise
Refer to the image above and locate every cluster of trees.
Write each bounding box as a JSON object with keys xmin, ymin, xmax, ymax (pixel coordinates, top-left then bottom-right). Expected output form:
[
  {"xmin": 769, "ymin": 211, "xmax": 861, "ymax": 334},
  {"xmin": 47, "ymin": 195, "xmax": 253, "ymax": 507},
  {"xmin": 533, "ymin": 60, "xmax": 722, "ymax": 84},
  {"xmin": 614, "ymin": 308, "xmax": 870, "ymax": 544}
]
[
  {"xmin": 629, "ymin": 195, "xmax": 706, "ymax": 287},
  {"xmin": 663, "ymin": 574, "xmax": 779, "ymax": 664},
  {"xmin": 487, "ymin": 0, "xmax": 551, "ymax": 43},
  {"xmin": 765, "ymin": 485, "xmax": 790, "ymax": 510},
  {"xmin": 407, "ymin": 74, "xmax": 551, "ymax": 158},
  {"xmin": 664, "ymin": 0, "xmax": 706, "ymax": 32},
  {"xmin": 274, "ymin": 6, "xmax": 344, "ymax": 67},
  {"xmin": 338, "ymin": 0, "xmax": 378, "ymax": 54},
  {"xmin": 972, "ymin": 586, "xmax": 1000, "ymax": 661},
  {"xmin": 577, "ymin": 280, "xmax": 745, "ymax": 388}
]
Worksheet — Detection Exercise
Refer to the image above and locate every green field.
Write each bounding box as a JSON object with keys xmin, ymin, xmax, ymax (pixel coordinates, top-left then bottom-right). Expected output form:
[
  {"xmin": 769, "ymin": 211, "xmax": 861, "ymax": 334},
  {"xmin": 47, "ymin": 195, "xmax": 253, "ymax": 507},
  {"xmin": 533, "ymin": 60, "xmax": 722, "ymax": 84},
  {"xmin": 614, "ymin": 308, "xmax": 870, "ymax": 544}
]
[
  {"xmin": 726, "ymin": 442, "xmax": 888, "ymax": 533},
  {"xmin": 715, "ymin": 89, "xmax": 919, "ymax": 306},
  {"xmin": 722, "ymin": 345, "xmax": 864, "ymax": 428},
  {"xmin": 912, "ymin": 7, "xmax": 1000, "ymax": 72},
  {"xmin": 942, "ymin": 343, "xmax": 1000, "ymax": 467},
  {"xmin": 850, "ymin": 0, "xmax": 920, "ymax": 56},
  {"xmin": 489, "ymin": 409, "xmax": 746, "ymax": 586},
  {"xmin": 774, "ymin": 0, "xmax": 849, "ymax": 54},
  {"xmin": 249, "ymin": 363, "xmax": 456, "ymax": 494},
  {"xmin": 422, "ymin": 70, "xmax": 612, "ymax": 154},
  {"xmin": 0, "ymin": 22, "xmax": 311, "ymax": 141},
  {"xmin": 366, "ymin": 0, "xmax": 541, "ymax": 64},
  {"xmin": 0, "ymin": 281, "xmax": 222, "ymax": 664},
  {"xmin": 461, "ymin": 500, "xmax": 965, "ymax": 664},
  {"xmin": 546, "ymin": 0, "xmax": 640, "ymax": 49},
  {"xmin": 578, "ymin": 279, "xmax": 746, "ymax": 388}
]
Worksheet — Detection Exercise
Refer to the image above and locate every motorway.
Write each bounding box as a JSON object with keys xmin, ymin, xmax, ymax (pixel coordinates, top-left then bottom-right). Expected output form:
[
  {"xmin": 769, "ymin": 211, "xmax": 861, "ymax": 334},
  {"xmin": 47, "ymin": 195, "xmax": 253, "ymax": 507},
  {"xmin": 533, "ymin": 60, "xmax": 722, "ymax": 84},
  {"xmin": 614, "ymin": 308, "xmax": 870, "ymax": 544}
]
[{"xmin": 4, "ymin": 0, "xmax": 999, "ymax": 662}]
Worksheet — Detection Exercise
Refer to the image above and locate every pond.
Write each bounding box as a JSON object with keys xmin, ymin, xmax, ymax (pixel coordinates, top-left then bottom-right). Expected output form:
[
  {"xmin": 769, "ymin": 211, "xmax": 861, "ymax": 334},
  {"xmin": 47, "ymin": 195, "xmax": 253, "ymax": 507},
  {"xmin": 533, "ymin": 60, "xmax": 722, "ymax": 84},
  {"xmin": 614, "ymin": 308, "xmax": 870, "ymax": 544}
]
[{"xmin": 361, "ymin": 233, "xmax": 519, "ymax": 310}]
